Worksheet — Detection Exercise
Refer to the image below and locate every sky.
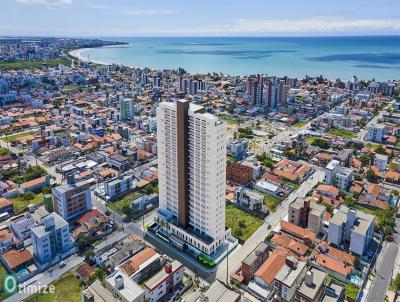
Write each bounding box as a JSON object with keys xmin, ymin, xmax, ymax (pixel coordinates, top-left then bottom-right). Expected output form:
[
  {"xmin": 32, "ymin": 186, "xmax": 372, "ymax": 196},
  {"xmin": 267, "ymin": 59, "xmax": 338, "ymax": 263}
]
[{"xmin": 1, "ymin": 0, "xmax": 400, "ymax": 37}]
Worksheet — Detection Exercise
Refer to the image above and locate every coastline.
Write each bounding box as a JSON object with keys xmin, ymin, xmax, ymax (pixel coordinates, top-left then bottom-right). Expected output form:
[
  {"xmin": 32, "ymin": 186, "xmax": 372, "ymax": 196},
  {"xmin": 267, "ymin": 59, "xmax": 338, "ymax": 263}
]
[{"xmin": 68, "ymin": 48, "xmax": 109, "ymax": 65}]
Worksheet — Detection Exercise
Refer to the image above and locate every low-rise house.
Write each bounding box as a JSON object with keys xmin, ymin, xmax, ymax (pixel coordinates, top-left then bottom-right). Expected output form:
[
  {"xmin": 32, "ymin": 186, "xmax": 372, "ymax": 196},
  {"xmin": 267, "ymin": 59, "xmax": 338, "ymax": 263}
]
[
  {"xmin": 280, "ymin": 220, "xmax": 316, "ymax": 246},
  {"xmin": 119, "ymin": 247, "xmax": 161, "ymax": 283},
  {"xmin": 94, "ymin": 234, "xmax": 144, "ymax": 270},
  {"xmin": 11, "ymin": 214, "xmax": 35, "ymax": 240},
  {"xmin": 20, "ymin": 175, "xmax": 51, "ymax": 193},
  {"xmin": 1, "ymin": 249, "xmax": 34, "ymax": 275},
  {"xmin": 76, "ymin": 263, "xmax": 96, "ymax": 285},
  {"xmin": 108, "ymin": 154, "xmax": 130, "ymax": 172},
  {"xmin": 254, "ymin": 249, "xmax": 289, "ymax": 289},
  {"xmin": 233, "ymin": 188, "xmax": 265, "ymax": 213},
  {"xmin": 144, "ymin": 261, "xmax": 184, "ymax": 302},
  {"xmin": 0, "ymin": 198, "xmax": 13, "ymax": 214},
  {"xmin": 131, "ymin": 194, "xmax": 158, "ymax": 212},
  {"xmin": 0, "ymin": 228, "xmax": 17, "ymax": 254},
  {"xmin": 73, "ymin": 209, "xmax": 112, "ymax": 238},
  {"xmin": 104, "ymin": 271, "xmax": 145, "ymax": 302}
]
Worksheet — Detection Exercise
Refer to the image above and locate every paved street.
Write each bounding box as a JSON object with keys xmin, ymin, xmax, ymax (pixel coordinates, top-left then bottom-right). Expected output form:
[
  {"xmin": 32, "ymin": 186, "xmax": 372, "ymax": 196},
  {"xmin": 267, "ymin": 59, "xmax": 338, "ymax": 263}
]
[
  {"xmin": 215, "ymin": 169, "xmax": 324, "ymax": 283},
  {"xmin": 4, "ymin": 254, "xmax": 83, "ymax": 302},
  {"xmin": 0, "ymin": 135, "xmax": 62, "ymax": 183},
  {"xmin": 366, "ymin": 217, "xmax": 400, "ymax": 302}
]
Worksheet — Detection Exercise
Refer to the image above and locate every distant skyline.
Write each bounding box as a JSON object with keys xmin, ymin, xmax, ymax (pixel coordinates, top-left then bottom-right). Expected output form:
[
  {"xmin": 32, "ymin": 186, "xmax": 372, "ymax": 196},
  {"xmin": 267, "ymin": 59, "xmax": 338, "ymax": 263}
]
[{"xmin": 1, "ymin": 0, "xmax": 400, "ymax": 37}]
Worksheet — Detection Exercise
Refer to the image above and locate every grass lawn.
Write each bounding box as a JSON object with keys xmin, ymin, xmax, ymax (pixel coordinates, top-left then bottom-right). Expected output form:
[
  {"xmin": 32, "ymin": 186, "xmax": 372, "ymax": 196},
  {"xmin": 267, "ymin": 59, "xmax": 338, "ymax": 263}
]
[
  {"xmin": 284, "ymin": 179, "xmax": 300, "ymax": 190},
  {"xmin": 345, "ymin": 283, "xmax": 359, "ymax": 301},
  {"xmin": 25, "ymin": 274, "xmax": 83, "ymax": 302},
  {"xmin": 326, "ymin": 128, "xmax": 356, "ymax": 138},
  {"xmin": 12, "ymin": 193, "xmax": 44, "ymax": 214},
  {"xmin": 263, "ymin": 194, "xmax": 282, "ymax": 212},
  {"xmin": 0, "ymin": 262, "xmax": 9, "ymax": 300},
  {"xmin": 225, "ymin": 204, "xmax": 263, "ymax": 242},
  {"xmin": 305, "ymin": 136, "xmax": 318, "ymax": 144},
  {"xmin": 0, "ymin": 59, "xmax": 71, "ymax": 71},
  {"xmin": 292, "ymin": 121, "xmax": 307, "ymax": 128},
  {"xmin": 107, "ymin": 191, "xmax": 142, "ymax": 215},
  {"xmin": 253, "ymin": 190, "xmax": 282, "ymax": 212},
  {"xmin": 54, "ymin": 130, "xmax": 70, "ymax": 137},
  {"xmin": 1, "ymin": 130, "xmax": 34, "ymax": 143}
]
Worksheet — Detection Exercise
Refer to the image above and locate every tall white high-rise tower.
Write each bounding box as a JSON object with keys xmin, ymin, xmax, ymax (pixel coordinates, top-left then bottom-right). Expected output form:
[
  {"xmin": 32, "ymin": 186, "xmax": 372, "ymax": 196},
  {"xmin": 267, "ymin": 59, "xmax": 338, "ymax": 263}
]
[{"xmin": 156, "ymin": 99, "xmax": 228, "ymax": 255}]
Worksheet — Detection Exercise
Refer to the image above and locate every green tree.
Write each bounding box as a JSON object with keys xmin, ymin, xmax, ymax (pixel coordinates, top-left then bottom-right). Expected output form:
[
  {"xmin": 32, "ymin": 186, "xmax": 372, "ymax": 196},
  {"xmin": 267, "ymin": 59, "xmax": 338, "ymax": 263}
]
[
  {"xmin": 366, "ymin": 169, "xmax": 378, "ymax": 183},
  {"xmin": 0, "ymin": 148, "xmax": 9, "ymax": 156},
  {"xmin": 22, "ymin": 192, "xmax": 35, "ymax": 201},
  {"xmin": 85, "ymin": 250, "xmax": 95, "ymax": 264},
  {"xmin": 311, "ymin": 138, "xmax": 331, "ymax": 149}
]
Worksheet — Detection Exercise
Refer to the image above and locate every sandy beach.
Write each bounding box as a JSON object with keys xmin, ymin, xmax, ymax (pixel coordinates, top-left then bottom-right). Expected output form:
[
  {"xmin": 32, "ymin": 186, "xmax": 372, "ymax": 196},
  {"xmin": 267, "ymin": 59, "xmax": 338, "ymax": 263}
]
[{"xmin": 68, "ymin": 48, "xmax": 108, "ymax": 65}]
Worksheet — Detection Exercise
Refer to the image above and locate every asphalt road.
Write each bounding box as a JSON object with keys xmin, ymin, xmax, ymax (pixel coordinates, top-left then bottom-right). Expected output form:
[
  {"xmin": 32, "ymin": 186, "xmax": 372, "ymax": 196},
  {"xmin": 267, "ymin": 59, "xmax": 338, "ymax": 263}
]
[{"xmin": 366, "ymin": 217, "xmax": 400, "ymax": 302}]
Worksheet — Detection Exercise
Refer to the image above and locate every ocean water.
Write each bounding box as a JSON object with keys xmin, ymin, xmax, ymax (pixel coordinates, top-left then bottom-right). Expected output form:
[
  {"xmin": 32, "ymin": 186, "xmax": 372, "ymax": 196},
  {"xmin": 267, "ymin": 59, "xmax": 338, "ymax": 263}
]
[{"xmin": 78, "ymin": 36, "xmax": 400, "ymax": 80}]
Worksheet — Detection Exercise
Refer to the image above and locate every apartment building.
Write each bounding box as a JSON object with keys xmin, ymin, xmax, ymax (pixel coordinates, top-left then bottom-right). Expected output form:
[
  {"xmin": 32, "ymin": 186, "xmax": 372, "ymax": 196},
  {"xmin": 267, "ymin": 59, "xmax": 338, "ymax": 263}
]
[
  {"xmin": 241, "ymin": 242, "xmax": 269, "ymax": 283},
  {"xmin": 273, "ymin": 257, "xmax": 307, "ymax": 302},
  {"xmin": 373, "ymin": 153, "xmax": 388, "ymax": 172},
  {"xmin": 104, "ymin": 175, "xmax": 134, "ymax": 201},
  {"xmin": 294, "ymin": 268, "xmax": 327, "ymax": 302},
  {"xmin": 226, "ymin": 162, "xmax": 253, "ymax": 186},
  {"xmin": 288, "ymin": 197, "xmax": 325, "ymax": 235},
  {"xmin": 31, "ymin": 213, "xmax": 73, "ymax": 263},
  {"xmin": 52, "ymin": 175, "xmax": 92, "ymax": 222},
  {"xmin": 324, "ymin": 160, "xmax": 353, "ymax": 191},
  {"xmin": 366, "ymin": 124, "xmax": 386, "ymax": 143},
  {"xmin": 156, "ymin": 99, "xmax": 228, "ymax": 256},
  {"xmin": 328, "ymin": 205, "xmax": 375, "ymax": 256}
]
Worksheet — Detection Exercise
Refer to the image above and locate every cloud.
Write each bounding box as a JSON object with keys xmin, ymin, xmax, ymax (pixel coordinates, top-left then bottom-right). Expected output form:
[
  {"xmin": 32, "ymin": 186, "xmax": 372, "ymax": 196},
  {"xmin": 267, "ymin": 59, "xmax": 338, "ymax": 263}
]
[
  {"xmin": 88, "ymin": 4, "xmax": 178, "ymax": 16},
  {"xmin": 16, "ymin": 0, "xmax": 72, "ymax": 5},
  {"xmin": 124, "ymin": 9, "xmax": 178, "ymax": 16},
  {"xmin": 226, "ymin": 17, "xmax": 400, "ymax": 34}
]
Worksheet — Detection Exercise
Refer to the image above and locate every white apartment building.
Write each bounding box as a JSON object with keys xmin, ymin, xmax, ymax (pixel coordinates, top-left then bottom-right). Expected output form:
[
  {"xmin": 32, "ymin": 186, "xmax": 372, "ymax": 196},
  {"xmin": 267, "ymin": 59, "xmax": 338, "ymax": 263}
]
[
  {"xmin": 373, "ymin": 154, "xmax": 388, "ymax": 172},
  {"xmin": 105, "ymin": 175, "xmax": 134, "ymax": 200},
  {"xmin": 156, "ymin": 99, "xmax": 228, "ymax": 255},
  {"xmin": 324, "ymin": 160, "xmax": 353, "ymax": 191},
  {"xmin": 31, "ymin": 213, "xmax": 73, "ymax": 263},
  {"xmin": 328, "ymin": 205, "xmax": 375, "ymax": 256},
  {"xmin": 366, "ymin": 124, "xmax": 386, "ymax": 143}
]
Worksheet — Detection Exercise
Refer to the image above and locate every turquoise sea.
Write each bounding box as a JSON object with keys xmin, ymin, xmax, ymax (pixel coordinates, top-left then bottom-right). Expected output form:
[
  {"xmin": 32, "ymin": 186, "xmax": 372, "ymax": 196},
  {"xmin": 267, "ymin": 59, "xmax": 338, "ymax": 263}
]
[{"xmin": 78, "ymin": 36, "xmax": 400, "ymax": 80}]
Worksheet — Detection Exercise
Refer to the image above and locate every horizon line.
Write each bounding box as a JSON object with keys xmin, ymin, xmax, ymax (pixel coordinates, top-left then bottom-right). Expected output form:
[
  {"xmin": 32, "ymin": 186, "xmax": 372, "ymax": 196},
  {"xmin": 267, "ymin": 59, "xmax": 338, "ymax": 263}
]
[{"xmin": 1, "ymin": 34, "xmax": 400, "ymax": 39}]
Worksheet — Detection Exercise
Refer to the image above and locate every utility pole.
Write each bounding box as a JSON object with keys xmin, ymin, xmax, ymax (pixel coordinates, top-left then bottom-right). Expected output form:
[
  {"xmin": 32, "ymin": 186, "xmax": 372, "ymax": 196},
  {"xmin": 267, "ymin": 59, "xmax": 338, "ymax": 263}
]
[{"xmin": 226, "ymin": 243, "xmax": 229, "ymax": 286}]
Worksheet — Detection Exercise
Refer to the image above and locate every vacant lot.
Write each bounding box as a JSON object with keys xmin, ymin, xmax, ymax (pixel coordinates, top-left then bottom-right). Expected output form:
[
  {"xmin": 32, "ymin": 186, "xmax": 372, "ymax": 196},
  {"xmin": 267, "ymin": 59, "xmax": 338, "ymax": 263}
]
[
  {"xmin": 1, "ymin": 131, "xmax": 34, "ymax": 143},
  {"xmin": 26, "ymin": 274, "xmax": 83, "ymax": 302},
  {"xmin": 292, "ymin": 121, "xmax": 307, "ymax": 128},
  {"xmin": 326, "ymin": 128, "xmax": 356, "ymax": 138},
  {"xmin": 12, "ymin": 193, "xmax": 44, "ymax": 213},
  {"xmin": 225, "ymin": 204, "xmax": 263, "ymax": 242},
  {"xmin": 107, "ymin": 191, "xmax": 141, "ymax": 214}
]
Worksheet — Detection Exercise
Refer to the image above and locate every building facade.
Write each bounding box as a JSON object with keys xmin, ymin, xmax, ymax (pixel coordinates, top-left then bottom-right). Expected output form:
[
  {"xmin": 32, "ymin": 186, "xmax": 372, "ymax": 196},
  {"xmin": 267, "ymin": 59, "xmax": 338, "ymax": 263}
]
[
  {"xmin": 156, "ymin": 99, "xmax": 228, "ymax": 255},
  {"xmin": 52, "ymin": 176, "xmax": 92, "ymax": 221},
  {"xmin": 31, "ymin": 213, "xmax": 72, "ymax": 263}
]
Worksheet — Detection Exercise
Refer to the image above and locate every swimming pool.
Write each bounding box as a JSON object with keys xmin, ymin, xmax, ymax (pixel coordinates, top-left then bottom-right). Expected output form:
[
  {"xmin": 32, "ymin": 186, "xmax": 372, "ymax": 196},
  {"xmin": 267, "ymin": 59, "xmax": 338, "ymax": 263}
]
[{"xmin": 350, "ymin": 274, "xmax": 362, "ymax": 285}]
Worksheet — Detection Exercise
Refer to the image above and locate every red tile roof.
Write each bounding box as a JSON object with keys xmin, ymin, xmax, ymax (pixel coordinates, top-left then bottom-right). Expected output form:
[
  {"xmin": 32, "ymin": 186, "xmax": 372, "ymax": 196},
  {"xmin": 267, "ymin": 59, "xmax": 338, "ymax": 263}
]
[{"xmin": 2, "ymin": 249, "xmax": 33, "ymax": 269}]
